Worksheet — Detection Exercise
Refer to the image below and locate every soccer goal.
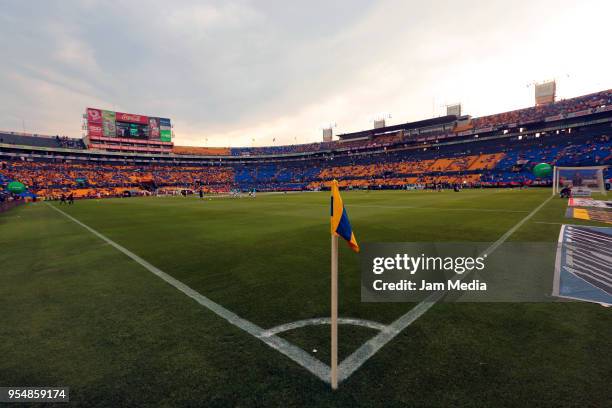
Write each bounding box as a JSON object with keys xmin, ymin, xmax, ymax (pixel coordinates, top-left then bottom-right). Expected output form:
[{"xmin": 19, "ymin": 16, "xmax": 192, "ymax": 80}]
[{"xmin": 552, "ymin": 166, "xmax": 608, "ymax": 196}]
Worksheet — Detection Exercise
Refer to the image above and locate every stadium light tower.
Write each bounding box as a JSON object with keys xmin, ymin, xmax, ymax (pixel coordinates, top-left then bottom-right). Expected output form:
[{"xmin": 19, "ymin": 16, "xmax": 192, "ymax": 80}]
[
  {"xmin": 322, "ymin": 122, "xmax": 336, "ymax": 142},
  {"xmin": 445, "ymin": 103, "xmax": 462, "ymax": 117},
  {"xmin": 371, "ymin": 113, "xmax": 391, "ymax": 129}
]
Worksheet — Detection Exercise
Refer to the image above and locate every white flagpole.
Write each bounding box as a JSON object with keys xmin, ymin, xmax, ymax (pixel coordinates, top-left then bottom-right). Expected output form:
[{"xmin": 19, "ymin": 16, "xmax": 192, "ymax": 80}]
[{"xmin": 331, "ymin": 233, "xmax": 339, "ymax": 389}]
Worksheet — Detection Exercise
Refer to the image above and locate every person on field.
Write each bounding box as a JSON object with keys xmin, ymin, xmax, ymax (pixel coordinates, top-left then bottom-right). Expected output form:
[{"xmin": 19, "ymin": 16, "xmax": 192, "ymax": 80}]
[
  {"xmin": 560, "ymin": 186, "xmax": 572, "ymax": 198},
  {"xmin": 60, "ymin": 193, "xmax": 67, "ymax": 205},
  {"xmin": 68, "ymin": 193, "xmax": 74, "ymax": 205},
  {"xmin": 199, "ymin": 189, "xmax": 204, "ymax": 199}
]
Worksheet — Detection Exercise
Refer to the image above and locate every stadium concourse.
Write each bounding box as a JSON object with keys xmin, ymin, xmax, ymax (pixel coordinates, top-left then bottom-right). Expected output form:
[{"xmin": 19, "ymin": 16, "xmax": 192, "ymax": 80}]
[{"xmin": 0, "ymin": 89, "xmax": 611, "ymax": 199}]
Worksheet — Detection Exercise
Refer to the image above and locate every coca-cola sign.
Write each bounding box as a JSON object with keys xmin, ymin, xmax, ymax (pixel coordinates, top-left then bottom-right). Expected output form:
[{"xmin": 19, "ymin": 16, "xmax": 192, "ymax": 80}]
[{"xmin": 115, "ymin": 111, "xmax": 149, "ymax": 124}]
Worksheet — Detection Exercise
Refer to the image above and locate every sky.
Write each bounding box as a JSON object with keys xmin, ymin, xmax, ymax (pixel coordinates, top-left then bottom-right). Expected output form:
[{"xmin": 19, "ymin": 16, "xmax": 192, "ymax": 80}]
[{"xmin": 0, "ymin": 0, "xmax": 611, "ymax": 147}]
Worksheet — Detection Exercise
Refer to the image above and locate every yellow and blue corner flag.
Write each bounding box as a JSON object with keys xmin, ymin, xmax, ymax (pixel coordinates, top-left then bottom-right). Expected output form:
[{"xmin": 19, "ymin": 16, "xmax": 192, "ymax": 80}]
[{"xmin": 330, "ymin": 180, "xmax": 359, "ymax": 252}]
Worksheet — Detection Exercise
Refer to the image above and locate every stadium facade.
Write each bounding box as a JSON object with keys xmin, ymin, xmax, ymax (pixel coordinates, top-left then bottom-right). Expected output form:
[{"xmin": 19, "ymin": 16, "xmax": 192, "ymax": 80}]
[{"xmin": 0, "ymin": 89, "xmax": 610, "ymax": 199}]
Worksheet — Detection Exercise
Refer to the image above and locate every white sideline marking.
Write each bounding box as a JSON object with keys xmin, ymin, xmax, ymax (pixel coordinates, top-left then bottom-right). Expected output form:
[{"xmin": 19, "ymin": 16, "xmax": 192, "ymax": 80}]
[
  {"xmin": 261, "ymin": 317, "xmax": 386, "ymax": 338},
  {"xmin": 337, "ymin": 195, "xmax": 554, "ymax": 383},
  {"xmin": 46, "ymin": 204, "xmax": 331, "ymax": 383}
]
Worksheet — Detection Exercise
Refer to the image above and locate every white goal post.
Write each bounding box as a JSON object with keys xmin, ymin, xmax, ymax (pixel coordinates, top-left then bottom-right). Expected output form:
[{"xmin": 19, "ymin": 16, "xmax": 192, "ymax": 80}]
[{"xmin": 552, "ymin": 165, "xmax": 608, "ymax": 196}]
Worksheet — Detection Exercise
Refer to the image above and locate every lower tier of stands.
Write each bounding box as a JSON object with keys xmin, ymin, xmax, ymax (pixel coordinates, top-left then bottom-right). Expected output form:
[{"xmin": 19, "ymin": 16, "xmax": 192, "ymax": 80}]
[{"xmin": 1, "ymin": 130, "xmax": 610, "ymax": 197}]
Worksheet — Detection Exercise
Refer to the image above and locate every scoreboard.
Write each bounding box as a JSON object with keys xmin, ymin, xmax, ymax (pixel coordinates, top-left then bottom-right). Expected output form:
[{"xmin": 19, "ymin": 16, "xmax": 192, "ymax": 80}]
[{"xmin": 86, "ymin": 108, "xmax": 172, "ymax": 142}]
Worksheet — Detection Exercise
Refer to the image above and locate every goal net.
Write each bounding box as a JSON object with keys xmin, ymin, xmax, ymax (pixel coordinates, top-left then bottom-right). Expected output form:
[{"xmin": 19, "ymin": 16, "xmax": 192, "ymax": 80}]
[{"xmin": 552, "ymin": 166, "xmax": 607, "ymax": 196}]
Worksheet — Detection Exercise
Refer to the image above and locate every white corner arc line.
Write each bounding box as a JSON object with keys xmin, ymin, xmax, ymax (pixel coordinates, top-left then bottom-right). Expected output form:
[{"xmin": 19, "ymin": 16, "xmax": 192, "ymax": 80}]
[
  {"xmin": 261, "ymin": 317, "xmax": 386, "ymax": 338},
  {"xmin": 337, "ymin": 195, "xmax": 554, "ymax": 383},
  {"xmin": 46, "ymin": 204, "xmax": 331, "ymax": 383}
]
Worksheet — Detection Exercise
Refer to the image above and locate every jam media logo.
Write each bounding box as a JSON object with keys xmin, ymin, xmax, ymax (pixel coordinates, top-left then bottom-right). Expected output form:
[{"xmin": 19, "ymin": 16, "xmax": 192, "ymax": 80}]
[
  {"xmin": 361, "ymin": 243, "xmax": 498, "ymax": 302},
  {"xmin": 369, "ymin": 253, "xmax": 488, "ymax": 293}
]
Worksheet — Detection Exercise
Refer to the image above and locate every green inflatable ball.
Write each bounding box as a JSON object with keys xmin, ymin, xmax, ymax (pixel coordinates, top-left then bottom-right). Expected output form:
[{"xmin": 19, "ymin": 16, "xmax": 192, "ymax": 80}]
[
  {"xmin": 532, "ymin": 163, "xmax": 552, "ymax": 178},
  {"xmin": 7, "ymin": 181, "xmax": 27, "ymax": 194}
]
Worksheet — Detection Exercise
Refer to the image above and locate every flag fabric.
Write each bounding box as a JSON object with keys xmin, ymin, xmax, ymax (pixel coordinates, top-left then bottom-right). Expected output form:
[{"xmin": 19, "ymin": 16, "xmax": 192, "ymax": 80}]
[{"xmin": 330, "ymin": 180, "xmax": 359, "ymax": 252}]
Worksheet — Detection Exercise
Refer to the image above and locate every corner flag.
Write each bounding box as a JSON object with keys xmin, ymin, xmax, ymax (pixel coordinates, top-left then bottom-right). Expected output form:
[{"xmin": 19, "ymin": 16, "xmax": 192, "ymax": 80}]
[
  {"xmin": 330, "ymin": 180, "xmax": 359, "ymax": 252},
  {"xmin": 329, "ymin": 180, "xmax": 359, "ymax": 390}
]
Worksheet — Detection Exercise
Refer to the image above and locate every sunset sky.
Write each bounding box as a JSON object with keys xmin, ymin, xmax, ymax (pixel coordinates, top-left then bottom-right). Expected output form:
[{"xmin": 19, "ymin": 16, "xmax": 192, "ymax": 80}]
[{"xmin": 1, "ymin": 0, "xmax": 611, "ymax": 147}]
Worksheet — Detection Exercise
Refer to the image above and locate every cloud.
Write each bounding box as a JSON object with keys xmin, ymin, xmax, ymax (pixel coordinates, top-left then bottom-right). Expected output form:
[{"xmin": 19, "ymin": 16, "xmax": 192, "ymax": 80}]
[{"xmin": 0, "ymin": 0, "xmax": 611, "ymax": 146}]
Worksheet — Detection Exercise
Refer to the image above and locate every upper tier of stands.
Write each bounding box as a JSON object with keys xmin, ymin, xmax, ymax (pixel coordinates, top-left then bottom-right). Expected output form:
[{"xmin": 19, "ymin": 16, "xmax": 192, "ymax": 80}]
[
  {"xmin": 227, "ymin": 89, "xmax": 612, "ymax": 156},
  {"xmin": 4, "ymin": 88, "xmax": 610, "ymax": 159},
  {"xmin": 0, "ymin": 132, "xmax": 85, "ymax": 149},
  {"xmin": 472, "ymin": 89, "xmax": 612, "ymax": 129}
]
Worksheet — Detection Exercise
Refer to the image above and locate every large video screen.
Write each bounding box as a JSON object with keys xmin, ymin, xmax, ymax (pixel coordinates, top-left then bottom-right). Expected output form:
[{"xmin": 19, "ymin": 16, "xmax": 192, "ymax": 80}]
[
  {"xmin": 86, "ymin": 108, "xmax": 171, "ymax": 142},
  {"xmin": 116, "ymin": 121, "xmax": 149, "ymax": 139}
]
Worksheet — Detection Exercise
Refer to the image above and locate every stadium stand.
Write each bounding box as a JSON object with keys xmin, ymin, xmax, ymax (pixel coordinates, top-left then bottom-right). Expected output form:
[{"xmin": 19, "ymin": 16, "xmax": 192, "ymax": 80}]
[
  {"xmin": 0, "ymin": 131, "xmax": 85, "ymax": 149},
  {"xmin": 0, "ymin": 89, "xmax": 611, "ymax": 198},
  {"xmin": 1, "ymin": 161, "xmax": 234, "ymax": 198},
  {"xmin": 173, "ymin": 146, "xmax": 231, "ymax": 156}
]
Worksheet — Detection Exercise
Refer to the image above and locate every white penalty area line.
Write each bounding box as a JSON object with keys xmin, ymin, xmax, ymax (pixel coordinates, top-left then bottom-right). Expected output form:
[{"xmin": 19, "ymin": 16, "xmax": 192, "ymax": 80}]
[
  {"xmin": 45, "ymin": 203, "xmax": 331, "ymax": 383},
  {"xmin": 337, "ymin": 195, "xmax": 554, "ymax": 383}
]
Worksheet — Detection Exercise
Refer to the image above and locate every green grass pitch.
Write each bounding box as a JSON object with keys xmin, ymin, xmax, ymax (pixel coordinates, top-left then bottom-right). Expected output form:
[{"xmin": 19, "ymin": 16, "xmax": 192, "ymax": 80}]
[{"xmin": 1, "ymin": 189, "xmax": 610, "ymax": 407}]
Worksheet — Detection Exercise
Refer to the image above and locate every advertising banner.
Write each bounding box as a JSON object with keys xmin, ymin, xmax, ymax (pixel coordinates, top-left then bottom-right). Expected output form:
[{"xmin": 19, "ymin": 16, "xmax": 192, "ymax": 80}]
[
  {"xmin": 115, "ymin": 111, "xmax": 149, "ymax": 124},
  {"xmin": 102, "ymin": 110, "xmax": 116, "ymax": 137},
  {"xmin": 148, "ymin": 117, "xmax": 160, "ymax": 139},
  {"xmin": 87, "ymin": 108, "xmax": 102, "ymax": 124},
  {"xmin": 159, "ymin": 118, "xmax": 171, "ymax": 127},
  {"xmin": 160, "ymin": 129, "xmax": 172, "ymax": 142},
  {"xmin": 88, "ymin": 123, "xmax": 103, "ymax": 137},
  {"xmin": 545, "ymin": 114, "xmax": 564, "ymax": 122}
]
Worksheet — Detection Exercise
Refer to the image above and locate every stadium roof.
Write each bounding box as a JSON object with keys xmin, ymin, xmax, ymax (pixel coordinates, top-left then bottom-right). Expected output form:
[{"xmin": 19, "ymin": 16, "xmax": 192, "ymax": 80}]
[{"xmin": 337, "ymin": 115, "xmax": 457, "ymax": 140}]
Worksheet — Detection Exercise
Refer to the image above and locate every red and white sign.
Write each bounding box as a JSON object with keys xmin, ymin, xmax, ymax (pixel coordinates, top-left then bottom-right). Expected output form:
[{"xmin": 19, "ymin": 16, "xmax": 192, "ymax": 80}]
[
  {"xmin": 87, "ymin": 108, "xmax": 103, "ymax": 123},
  {"xmin": 568, "ymin": 198, "xmax": 612, "ymax": 208},
  {"xmin": 115, "ymin": 111, "xmax": 149, "ymax": 124},
  {"xmin": 88, "ymin": 123, "xmax": 103, "ymax": 137}
]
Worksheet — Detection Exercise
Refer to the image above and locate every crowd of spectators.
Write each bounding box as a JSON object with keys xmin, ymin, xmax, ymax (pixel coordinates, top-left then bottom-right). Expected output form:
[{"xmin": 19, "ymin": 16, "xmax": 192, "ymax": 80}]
[
  {"xmin": 55, "ymin": 135, "xmax": 84, "ymax": 149},
  {"xmin": 221, "ymin": 89, "xmax": 612, "ymax": 157},
  {"xmin": 0, "ymin": 161, "xmax": 235, "ymax": 199},
  {"xmin": 472, "ymin": 89, "xmax": 612, "ymax": 129},
  {"xmin": 173, "ymin": 146, "xmax": 230, "ymax": 156},
  {"xmin": 1, "ymin": 123, "xmax": 610, "ymax": 198}
]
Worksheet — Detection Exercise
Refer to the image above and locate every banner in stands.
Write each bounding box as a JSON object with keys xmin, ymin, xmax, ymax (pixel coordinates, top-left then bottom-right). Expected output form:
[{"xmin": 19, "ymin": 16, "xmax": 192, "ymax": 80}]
[
  {"xmin": 87, "ymin": 108, "xmax": 102, "ymax": 123},
  {"xmin": 102, "ymin": 110, "xmax": 116, "ymax": 137},
  {"xmin": 115, "ymin": 112, "xmax": 149, "ymax": 124},
  {"xmin": 148, "ymin": 117, "xmax": 160, "ymax": 139}
]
